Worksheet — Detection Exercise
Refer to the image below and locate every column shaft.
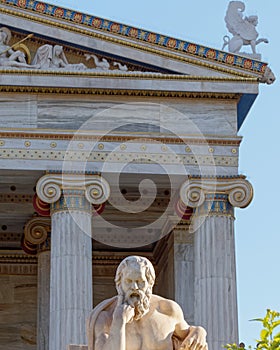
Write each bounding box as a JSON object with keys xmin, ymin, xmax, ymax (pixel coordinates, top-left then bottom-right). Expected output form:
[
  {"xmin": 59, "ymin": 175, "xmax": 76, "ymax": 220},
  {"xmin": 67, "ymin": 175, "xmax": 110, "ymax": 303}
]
[
  {"xmin": 36, "ymin": 173, "xmax": 110, "ymax": 350},
  {"xmin": 173, "ymin": 230, "xmax": 194, "ymax": 324},
  {"xmin": 194, "ymin": 214, "xmax": 238, "ymax": 350},
  {"xmin": 37, "ymin": 250, "xmax": 50, "ymax": 350},
  {"xmin": 49, "ymin": 209, "xmax": 92, "ymax": 350}
]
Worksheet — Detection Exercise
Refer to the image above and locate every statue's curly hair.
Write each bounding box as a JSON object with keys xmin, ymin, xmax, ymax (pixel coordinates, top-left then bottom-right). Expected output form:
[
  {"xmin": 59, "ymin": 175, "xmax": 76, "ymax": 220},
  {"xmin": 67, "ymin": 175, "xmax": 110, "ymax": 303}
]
[{"xmin": 114, "ymin": 256, "xmax": 155, "ymax": 295}]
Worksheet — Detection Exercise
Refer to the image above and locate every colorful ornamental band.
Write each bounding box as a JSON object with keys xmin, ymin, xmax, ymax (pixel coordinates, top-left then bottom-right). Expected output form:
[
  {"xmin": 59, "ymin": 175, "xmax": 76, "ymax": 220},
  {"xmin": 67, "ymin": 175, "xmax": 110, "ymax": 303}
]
[
  {"xmin": 33, "ymin": 192, "xmax": 106, "ymax": 216},
  {"xmin": 3, "ymin": 0, "xmax": 267, "ymax": 73}
]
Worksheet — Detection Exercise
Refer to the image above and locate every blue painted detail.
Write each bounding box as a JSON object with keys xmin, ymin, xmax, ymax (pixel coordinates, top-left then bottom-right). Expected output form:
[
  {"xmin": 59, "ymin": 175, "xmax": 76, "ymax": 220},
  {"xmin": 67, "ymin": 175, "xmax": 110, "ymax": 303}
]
[
  {"xmin": 5, "ymin": 0, "xmax": 267, "ymax": 73},
  {"xmin": 237, "ymin": 94, "xmax": 258, "ymax": 130}
]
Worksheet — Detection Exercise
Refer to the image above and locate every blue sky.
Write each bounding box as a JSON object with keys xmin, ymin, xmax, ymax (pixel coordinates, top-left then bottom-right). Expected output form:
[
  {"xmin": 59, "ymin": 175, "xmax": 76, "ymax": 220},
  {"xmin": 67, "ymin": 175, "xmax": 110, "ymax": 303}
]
[{"xmin": 47, "ymin": 0, "xmax": 280, "ymax": 345}]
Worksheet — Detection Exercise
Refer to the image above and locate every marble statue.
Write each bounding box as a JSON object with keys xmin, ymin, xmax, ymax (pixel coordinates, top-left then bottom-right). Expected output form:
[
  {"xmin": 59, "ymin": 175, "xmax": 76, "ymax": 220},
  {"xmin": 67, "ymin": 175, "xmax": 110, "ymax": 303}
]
[
  {"xmin": 222, "ymin": 1, "xmax": 268, "ymax": 55},
  {"xmin": 113, "ymin": 61, "xmax": 128, "ymax": 71},
  {"xmin": 85, "ymin": 53, "xmax": 110, "ymax": 70},
  {"xmin": 87, "ymin": 256, "xmax": 208, "ymax": 350},
  {"xmin": 0, "ymin": 27, "xmax": 34, "ymax": 68},
  {"xmin": 32, "ymin": 44, "xmax": 87, "ymax": 70},
  {"xmin": 259, "ymin": 66, "xmax": 276, "ymax": 85}
]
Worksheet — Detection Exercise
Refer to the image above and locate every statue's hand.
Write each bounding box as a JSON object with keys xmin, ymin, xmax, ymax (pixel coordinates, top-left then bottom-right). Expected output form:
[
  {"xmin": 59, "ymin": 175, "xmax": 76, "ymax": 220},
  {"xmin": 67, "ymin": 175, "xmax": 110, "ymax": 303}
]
[
  {"xmin": 179, "ymin": 326, "xmax": 208, "ymax": 350},
  {"xmin": 113, "ymin": 296, "xmax": 135, "ymax": 324}
]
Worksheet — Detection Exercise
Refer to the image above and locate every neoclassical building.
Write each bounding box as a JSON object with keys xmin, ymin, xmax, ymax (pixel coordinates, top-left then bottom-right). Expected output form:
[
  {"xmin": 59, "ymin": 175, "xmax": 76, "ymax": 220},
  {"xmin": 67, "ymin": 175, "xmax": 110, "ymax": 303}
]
[{"xmin": 0, "ymin": 1, "xmax": 275, "ymax": 350}]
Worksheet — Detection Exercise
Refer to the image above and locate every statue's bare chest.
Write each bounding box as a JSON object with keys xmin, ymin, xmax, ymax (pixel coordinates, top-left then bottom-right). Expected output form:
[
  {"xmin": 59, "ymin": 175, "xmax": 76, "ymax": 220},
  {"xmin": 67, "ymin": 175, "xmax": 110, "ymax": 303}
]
[{"xmin": 125, "ymin": 311, "xmax": 174, "ymax": 350}]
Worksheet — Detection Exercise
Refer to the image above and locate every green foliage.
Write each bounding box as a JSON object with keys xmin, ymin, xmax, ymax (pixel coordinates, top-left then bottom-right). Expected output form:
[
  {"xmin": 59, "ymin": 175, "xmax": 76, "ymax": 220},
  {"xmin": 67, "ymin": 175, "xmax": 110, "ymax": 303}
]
[
  {"xmin": 225, "ymin": 343, "xmax": 251, "ymax": 350},
  {"xmin": 225, "ymin": 309, "xmax": 280, "ymax": 350}
]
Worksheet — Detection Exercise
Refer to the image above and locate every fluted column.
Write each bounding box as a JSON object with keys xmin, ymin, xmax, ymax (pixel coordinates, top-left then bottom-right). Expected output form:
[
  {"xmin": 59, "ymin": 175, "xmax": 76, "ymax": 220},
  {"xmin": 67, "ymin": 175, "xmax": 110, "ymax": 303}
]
[
  {"xmin": 23, "ymin": 217, "xmax": 51, "ymax": 350},
  {"xmin": 36, "ymin": 173, "xmax": 110, "ymax": 350},
  {"xmin": 180, "ymin": 176, "xmax": 253, "ymax": 350},
  {"xmin": 37, "ymin": 249, "xmax": 50, "ymax": 350},
  {"xmin": 173, "ymin": 226, "xmax": 195, "ymax": 324}
]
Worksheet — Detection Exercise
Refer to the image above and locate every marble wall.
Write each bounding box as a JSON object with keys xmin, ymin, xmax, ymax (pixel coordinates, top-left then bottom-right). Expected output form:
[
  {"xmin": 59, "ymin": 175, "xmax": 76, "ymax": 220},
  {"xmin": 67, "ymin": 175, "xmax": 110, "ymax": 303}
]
[
  {"xmin": 0, "ymin": 94, "xmax": 237, "ymax": 136},
  {"xmin": 0, "ymin": 274, "xmax": 37, "ymax": 350}
]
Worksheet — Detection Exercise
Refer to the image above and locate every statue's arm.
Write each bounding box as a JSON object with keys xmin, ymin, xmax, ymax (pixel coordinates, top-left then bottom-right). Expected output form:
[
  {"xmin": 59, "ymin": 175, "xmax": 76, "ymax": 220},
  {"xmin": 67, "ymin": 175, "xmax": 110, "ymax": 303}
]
[
  {"xmin": 93, "ymin": 298, "xmax": 135, "ymax": 350},
  {"xmin": 171, "ymin": 302, "xmax": 208, "ymax": 350}
]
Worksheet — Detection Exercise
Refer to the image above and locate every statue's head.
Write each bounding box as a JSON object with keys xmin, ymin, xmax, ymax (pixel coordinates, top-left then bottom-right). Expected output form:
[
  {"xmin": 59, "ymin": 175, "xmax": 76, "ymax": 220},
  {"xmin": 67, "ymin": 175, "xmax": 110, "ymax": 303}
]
[
  {"xmin": 115, "ymin": 256, "xmax": 155, "ymax": 320},
  {"xmin": 0, "ymin": 27, "xmax": 11, "ymax": 44},
  {"xmin": 247, "ymin": 15, "xmax": 258, "ymax": 26},
  {"xmin": 53, "ymin": 45, "xmax": 63, "ymax": 56}
]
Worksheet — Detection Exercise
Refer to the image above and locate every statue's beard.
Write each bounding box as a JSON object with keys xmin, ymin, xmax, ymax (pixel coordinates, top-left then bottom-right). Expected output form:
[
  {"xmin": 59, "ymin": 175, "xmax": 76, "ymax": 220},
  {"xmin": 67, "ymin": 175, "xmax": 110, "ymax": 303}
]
[{"xmin": 124, "ymin": 289, "xmax": 151, "ymax": 321}]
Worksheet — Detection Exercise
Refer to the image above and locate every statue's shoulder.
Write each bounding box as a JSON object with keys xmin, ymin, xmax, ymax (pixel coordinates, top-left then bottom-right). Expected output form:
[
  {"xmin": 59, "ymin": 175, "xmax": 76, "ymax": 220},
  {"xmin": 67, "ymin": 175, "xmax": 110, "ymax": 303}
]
[
  {"xmin": 151, "ymin": 294, "xmax": 183, "ymax": 318},
  {"xmin": 87, "ymin": 295, "xmax": 118, "ymax": 349},
  {"xmin": 88, "ymin": 296, "xmax": 117, "ymax": 327}
]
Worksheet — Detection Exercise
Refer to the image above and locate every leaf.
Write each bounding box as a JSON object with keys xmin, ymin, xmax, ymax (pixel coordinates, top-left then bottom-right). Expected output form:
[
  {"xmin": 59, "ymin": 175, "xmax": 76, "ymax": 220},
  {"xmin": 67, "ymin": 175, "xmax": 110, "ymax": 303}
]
[
  {"xmin": 260, "ymin": 329, "xmax": 269, "ymax": 341},
  {"xmin": 271, "ymin": 320, "xmax": 280, "ymax": 330},
  {"xmin": 250, "ymin": 318, "xmax": 264, "ymax": 322}
]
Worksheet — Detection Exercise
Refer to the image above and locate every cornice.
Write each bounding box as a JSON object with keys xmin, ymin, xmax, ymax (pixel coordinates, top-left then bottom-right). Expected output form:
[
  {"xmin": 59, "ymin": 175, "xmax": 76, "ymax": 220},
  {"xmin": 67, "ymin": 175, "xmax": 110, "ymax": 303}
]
[
  {"xmin": 0, "ymin": 85, "xmax": 245, "ymax": 98},
  {"xmin": 0, "ymin": 69, "xmax": 258, "ymax": 82},
  {"xmin": 0, "ymin": 2, "xmax": 267, "ymax": 77}
]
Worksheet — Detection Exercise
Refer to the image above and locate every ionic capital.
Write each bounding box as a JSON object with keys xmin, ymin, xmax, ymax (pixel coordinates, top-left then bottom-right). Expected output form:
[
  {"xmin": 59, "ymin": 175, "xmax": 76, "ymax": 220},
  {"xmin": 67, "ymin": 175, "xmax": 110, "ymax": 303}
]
[
  {"xmin": 36, "ymin": 173, "xmax": 110, "ymax": 205},
  {"xmin": 22, "ymin": 217, "xmax": 51, "ymax": 255},
  {"xmin": 180, "ymin": 176, "xmax": 253, "ymax": 209}
]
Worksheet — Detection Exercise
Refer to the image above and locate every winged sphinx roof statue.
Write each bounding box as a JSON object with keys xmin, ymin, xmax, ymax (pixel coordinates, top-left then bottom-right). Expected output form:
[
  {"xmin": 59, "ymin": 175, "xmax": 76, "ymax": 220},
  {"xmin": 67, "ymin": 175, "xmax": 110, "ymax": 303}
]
[{"xmin": 223, "ymin": 1, "xmax": 268, "ymax": 58}]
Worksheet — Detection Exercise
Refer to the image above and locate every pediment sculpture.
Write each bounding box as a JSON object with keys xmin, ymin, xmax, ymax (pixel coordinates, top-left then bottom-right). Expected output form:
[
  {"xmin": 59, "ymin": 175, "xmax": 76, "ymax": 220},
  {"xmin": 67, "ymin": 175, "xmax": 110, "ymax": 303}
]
[
  {"xmin": 0, "ymin": 27, "xmax": 139, "ymax": 73},
  {"xmin": 222, "ymin": 1, "xmax": 268, "ymax": 58},
  {"xmin": 32, "ymin": 44, "xmax": 87, "ymax": 70},
  {"xmin": 0, "ymin": 27, "xmax": 36, "ymax": 68}
]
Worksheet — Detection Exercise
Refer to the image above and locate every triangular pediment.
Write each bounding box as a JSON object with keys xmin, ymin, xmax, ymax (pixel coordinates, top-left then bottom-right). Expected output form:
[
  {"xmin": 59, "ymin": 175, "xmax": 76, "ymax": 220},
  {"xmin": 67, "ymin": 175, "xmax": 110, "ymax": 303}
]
[{"xmin": 0, "ymin": 0, "xmax": 272, "ymax": 82}]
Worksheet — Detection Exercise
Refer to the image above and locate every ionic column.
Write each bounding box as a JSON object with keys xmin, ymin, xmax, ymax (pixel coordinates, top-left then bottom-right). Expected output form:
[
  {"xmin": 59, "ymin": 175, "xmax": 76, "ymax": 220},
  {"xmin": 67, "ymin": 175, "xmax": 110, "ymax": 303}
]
[
  {"xmin": 180, "ymin": 176, "xmax": 253, "ymax": 350},
  {"xmin": 23, "ymin": 217, "xmax": 51, "ymax": 350},
  {"xmin": 173, "ymin": 226, "xmax": 195, "ymax": 324},
  {"xmin": 36, "ymin": 173, "xmax": 110, "ymax": 350}
]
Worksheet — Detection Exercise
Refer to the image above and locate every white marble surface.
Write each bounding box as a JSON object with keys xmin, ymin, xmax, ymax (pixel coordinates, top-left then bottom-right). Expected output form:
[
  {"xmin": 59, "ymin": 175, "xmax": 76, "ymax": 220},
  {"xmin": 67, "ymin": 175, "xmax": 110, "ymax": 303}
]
[
  {"xmin": 174, "ymin": 242, "xmax": 195, "ymax": 325},
  {"xmin": 0, "ymin": 72, "xmax": 259, "ymax": 95},
  {"xmin": 36, "ymin": 98, "xmax": 237, "ymax": 135},
  {"xmin": 0, "ymin": 94, "xmax": 240, "ymax": 135},
  {"xmin": 87, "ymin": 255, "xmax": 207, "ymax": 350},
  {"xmin": 49, "ymin": 211, "xmax": 92, "ymax": 350},
  {"xmin": 0, "ymin": 94, "xmax": 37, "ymax": 128},
  {"xmin": 194, "ymin": 215, "xmax": 238, "ymax": 350}
]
